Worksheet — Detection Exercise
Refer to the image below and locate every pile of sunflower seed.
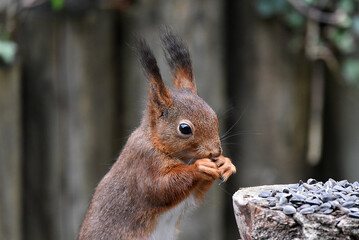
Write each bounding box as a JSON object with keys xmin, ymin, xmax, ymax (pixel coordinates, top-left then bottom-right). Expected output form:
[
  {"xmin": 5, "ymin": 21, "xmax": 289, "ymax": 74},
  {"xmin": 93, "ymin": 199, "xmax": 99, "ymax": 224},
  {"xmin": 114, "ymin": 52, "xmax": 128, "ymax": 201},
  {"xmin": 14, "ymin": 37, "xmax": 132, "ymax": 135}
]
[{"xmin": 258, "ymin": 178, "xmax": 359, "ymax": 218}]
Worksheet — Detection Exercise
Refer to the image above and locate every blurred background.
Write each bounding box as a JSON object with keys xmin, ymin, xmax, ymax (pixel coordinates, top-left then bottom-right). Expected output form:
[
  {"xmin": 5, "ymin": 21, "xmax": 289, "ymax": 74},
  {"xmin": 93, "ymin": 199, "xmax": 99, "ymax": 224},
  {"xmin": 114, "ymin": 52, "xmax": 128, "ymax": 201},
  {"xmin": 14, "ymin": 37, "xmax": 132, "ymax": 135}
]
[{"xmin": 1, "ymin": 0, "xmax": 359, "ymax": 239}]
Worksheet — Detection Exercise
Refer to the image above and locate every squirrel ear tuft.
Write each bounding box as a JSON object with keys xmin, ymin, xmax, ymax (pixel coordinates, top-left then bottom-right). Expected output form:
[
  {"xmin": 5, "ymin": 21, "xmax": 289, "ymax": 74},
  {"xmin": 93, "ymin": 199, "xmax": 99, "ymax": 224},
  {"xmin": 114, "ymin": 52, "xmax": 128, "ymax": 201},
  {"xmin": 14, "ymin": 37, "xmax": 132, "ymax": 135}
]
[
  {"xmin": 137, "ymin": 38, "xmax": 173, "ymax": 111},
  {"xmin": 161, "ymin": 27, "xmax": 197, "ymax": 95}
]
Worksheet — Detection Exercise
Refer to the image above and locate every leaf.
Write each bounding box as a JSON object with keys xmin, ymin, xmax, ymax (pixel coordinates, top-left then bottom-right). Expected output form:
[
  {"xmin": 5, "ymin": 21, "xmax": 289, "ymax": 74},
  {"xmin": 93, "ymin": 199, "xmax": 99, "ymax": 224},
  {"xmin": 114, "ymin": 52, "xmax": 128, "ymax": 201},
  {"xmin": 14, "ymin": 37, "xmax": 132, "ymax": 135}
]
[
  {"xmin": 352, "ymin": 16, "xmax": 359, "ymax": 36},
  {"xmin": 328, "ymin": 28, "xmax": 356, "ymax": 53},
  {"xmin": 256, "ymin": 0, "xmax": 276, "ymax": 17},
  {"xmin": 284, "ymin": 11, "xmax": 305, "ymax": 29},
  {"xmin": 51, "ymin": 0, "xmax": 64, "ymax": 11},
  {"xmin": 256, "ymin": 0, "xmax": 287, "ymax": 18},
  {"xmin": 342, "ymin": 59, "xmax": 359, "ymax": 86},
  {"xmin": 272, "ymin": 0, "xmax": 287, "ymax": 12},
  {"xmin": 304, "ymin": 0, "xmax": 317, "ymax": 5},
  {"xmin": 0, "ymin": 40, "xmax": 17, "ymax": 65},
  {"xmin": 338, "ymin": 13, "xmax": 352, "ymax": 28},
  {"xmin": 338, "ymin": 0, "xmax": 355, "ymax": 14}
]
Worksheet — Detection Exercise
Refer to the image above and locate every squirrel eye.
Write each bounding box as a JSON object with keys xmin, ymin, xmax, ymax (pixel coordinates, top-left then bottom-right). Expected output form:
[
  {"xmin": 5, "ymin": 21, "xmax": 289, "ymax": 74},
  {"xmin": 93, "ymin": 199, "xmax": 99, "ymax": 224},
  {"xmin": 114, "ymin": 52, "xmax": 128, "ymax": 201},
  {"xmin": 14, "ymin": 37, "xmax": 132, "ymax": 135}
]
[{"xmin": 178, "ymin": 123, "xmax": 192, "ymax": 135}]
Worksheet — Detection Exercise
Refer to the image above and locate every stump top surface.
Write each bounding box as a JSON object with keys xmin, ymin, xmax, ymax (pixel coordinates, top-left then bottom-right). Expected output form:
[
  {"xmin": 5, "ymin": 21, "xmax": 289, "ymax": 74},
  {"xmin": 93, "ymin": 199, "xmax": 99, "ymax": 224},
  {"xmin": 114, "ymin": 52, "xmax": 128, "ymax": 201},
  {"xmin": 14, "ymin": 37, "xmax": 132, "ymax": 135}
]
[{"xmin": 233, "ymin": 184, "xmax": 291, "ymax": 203}]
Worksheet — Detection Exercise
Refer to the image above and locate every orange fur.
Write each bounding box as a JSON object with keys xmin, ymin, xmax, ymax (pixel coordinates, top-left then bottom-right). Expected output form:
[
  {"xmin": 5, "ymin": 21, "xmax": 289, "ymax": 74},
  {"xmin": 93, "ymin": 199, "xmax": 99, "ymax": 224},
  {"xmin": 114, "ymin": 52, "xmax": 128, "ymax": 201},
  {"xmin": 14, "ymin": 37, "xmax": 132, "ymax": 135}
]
[{"xmin": 173, "ymin": 67, "xmax": 197, "ymax": 95}]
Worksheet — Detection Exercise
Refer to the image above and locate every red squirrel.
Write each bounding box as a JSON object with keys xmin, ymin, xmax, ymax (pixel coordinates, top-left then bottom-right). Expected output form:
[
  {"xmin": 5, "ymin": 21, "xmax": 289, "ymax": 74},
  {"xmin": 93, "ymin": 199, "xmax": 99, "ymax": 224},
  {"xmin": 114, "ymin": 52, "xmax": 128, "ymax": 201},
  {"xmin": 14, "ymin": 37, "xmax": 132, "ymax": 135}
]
[{"xmin": 78, "ymin": 29, "xmax": 236, "ymax": 240}]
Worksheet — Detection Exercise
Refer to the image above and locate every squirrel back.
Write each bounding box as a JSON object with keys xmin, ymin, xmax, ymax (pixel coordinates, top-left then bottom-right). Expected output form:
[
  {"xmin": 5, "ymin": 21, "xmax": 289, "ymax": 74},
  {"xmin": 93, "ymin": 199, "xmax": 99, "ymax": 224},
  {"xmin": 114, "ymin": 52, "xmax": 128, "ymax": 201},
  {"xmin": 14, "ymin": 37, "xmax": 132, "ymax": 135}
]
[{"xmin": 78, "ymin": 29, "xmax": 236, "ymax": 240}]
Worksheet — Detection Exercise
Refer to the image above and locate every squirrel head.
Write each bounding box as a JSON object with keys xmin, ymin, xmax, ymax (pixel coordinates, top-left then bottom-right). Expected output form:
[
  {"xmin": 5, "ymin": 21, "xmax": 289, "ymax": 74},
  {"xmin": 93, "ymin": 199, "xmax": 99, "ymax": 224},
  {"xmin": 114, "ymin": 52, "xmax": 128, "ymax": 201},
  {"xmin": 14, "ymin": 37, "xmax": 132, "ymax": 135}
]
[{"xmin": 138, "ymin": 29, "xmax": 222, "ymax": 163}]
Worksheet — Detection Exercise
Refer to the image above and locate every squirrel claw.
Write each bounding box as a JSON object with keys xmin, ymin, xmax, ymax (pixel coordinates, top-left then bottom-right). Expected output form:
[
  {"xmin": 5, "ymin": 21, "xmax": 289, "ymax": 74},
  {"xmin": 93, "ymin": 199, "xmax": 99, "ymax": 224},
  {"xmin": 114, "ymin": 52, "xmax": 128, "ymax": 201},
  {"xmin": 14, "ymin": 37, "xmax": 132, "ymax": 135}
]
[
  {"xmin": 211, "ymin": 157, "xmax": 225, "ymax": 168},
  {"xmin": 217, "ymin": 155, "xmax": 236, "ymax": 181},
  {"xmin": 219, "ymin": 175, "xmax": 226, "ymax": 185}
]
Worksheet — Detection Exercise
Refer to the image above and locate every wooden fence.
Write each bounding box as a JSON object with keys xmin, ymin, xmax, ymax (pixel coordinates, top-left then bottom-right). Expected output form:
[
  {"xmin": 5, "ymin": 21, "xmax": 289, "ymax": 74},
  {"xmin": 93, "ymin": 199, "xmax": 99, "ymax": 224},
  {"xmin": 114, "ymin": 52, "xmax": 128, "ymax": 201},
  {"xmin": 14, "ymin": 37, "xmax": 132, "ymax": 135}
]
[
  {"xmin": 1, "ymin": 0, "xmax": 359, "ymax": 240},
  {"xmin": 0, "ymin": 64, "xmax": 22, "ymax": 240}
]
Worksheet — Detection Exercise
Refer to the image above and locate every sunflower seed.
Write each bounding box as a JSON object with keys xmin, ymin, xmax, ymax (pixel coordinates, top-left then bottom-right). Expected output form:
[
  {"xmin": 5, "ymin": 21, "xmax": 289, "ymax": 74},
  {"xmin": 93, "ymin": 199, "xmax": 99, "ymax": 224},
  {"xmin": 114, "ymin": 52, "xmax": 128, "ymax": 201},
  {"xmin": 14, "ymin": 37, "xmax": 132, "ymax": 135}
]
[
  {"xmin": 341, "ymin": 207, "xmax": 350, "ymax": 214},
  {"xmin": 348, "ymin": 212, "xmax": 359, "ymax": 218},
  {"xmin": 320, "ymin": 202, "xmax": 331, "ymax": 210},
  {"xmin": 342, "ymin": 201, "xmax": 356, "ymax": 208},
  {"xmin": 322, "ymin": 208, "xmax": 333, "ymax": 214},
  {"xmin": 307, "ymin": 178, "xmax": 317, "ymax": 185},
  {"xmin": 258, "ymin": 179, "xmax": 359, "ymax": 218},
  {"xmin": 259, "ymin": 191, "xmax": 272, "ymax": 198},
  {"xmin": 279, "ymin": 197, "xmax": 288, "ymax": 206},
  {"xmin": 330, "ymin": 200, "xmax": 340, "ymax": 209},
  {"xmin": 305, "ymin": 198, "xmax": 322, "ymax": 205},
  {"xmin": 283, "ymin": 205, "xmax": 296, "ymax": 215},
  {"xmin": 300, "ymin": 207, "xmax": 315, "ymax": 214}
]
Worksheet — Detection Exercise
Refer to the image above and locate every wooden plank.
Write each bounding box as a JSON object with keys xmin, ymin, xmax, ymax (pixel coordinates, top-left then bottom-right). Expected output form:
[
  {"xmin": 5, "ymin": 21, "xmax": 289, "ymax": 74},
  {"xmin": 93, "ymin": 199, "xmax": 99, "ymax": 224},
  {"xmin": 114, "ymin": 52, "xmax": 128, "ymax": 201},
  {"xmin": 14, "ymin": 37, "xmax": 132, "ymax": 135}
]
[
  {"xmin": 0, "ymin": 64, "xmax": 22, "ymax": 240},
  {"xmin": 117, "ymin": 1, "xmax": 226, "ymax": 239},
  {"xmin": 225, "ymin": 1, "xmax": 311, "ymax": 238},
  {"xmin": 19, "ymin": 10, "xmax": 117, "ymax": 240}
]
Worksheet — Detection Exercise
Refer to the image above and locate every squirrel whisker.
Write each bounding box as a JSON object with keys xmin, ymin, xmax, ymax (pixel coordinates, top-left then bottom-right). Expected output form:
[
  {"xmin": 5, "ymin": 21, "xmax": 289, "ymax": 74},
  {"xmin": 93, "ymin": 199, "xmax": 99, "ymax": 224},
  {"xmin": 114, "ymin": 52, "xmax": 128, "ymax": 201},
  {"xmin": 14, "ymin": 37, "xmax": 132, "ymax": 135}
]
[
  {"xmin": 186, "ymin": 148, "xmax": 204, "ymax": 166},
  {"xmin": 220, "ymin": 107, "xmax": 247, "ymax": 140},
  {"xmin": 220, "ymin": 130, "xmax": 262, "ymax": 142}
]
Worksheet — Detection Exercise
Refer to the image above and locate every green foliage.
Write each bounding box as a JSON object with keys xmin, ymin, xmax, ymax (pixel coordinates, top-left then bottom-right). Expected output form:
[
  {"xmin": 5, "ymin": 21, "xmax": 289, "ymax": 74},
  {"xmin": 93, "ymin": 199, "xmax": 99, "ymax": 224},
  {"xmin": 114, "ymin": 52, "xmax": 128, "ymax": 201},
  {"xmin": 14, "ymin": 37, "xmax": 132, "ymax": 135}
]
[
  {"xmin": 0, "ymin": 39, "xmax": 17, "ymax": 65},
  {"xmin": 284, "ymin": 10, "xmax": 305, "ymax": 29},
  {"xmin": 256, "ymin": 0, "xmax": 305, "ymax": 29},
  {"xmin": 255, "ymin": 0, "xmax": 359, "ymax": 88},
  {"xmin": 328, "ymin": 28, "xmax": 355, "ymax": 53},
  {"xmin": 51, "ymin": 0, "xmax": 65, "ymax": 11},
  {"xmin": 352, "ymin": 16, "xmax": 359, "ymax": 36},
  {"xmin": 304, "ymin": 0, "xmax": 317, "ymax": 5},
  {"xmin": 342, "ymin": 59, "xmax": 359, "ymax": 86},
  {"xmin": 256, "ymin": 0, "xmax": 287, "ymax": 18},
  {"xmin": 338, "ymin": 0, "xmax": 355, "ymax": 14}
]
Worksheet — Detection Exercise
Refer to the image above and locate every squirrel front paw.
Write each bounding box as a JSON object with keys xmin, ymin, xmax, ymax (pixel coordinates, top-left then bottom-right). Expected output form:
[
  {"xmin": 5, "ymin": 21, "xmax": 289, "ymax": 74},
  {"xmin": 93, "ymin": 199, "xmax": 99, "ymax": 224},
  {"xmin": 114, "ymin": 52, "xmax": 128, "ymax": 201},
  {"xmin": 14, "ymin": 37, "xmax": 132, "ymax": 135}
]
[
  {"xmin": 212, "ymin": 155, "xmax": 236, "ymax": 183},
  {"xmin": 194, "ymin": 158, "xmax": 222, "ymax": 181}
]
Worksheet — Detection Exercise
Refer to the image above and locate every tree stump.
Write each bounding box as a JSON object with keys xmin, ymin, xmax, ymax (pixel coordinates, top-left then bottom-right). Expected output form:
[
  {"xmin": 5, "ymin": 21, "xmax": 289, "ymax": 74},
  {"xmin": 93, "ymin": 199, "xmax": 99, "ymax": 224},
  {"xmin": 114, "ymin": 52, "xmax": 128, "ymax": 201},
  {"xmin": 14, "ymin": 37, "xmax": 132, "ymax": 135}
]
[{"xmin": 233, "ymin": 185, "xmax": 359, "ymax": 240}]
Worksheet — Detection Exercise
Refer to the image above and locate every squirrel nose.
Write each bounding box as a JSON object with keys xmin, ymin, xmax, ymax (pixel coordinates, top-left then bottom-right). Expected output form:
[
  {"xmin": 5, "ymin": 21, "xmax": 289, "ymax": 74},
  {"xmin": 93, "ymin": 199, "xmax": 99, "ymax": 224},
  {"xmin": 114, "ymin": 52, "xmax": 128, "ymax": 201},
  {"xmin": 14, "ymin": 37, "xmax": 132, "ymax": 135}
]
[{"xmin": 209, "ymin": 145, "xmax": 222, "ymax": 158}]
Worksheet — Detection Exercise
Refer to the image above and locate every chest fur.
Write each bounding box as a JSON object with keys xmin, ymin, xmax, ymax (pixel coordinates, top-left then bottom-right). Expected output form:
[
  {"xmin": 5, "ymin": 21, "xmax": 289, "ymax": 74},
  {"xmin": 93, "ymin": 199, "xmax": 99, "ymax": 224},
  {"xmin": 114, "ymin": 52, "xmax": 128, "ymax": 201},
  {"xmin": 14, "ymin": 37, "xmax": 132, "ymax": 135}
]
[{"xmin": 148, "ymin": 194, "xmax": 197, "ymax": 240}]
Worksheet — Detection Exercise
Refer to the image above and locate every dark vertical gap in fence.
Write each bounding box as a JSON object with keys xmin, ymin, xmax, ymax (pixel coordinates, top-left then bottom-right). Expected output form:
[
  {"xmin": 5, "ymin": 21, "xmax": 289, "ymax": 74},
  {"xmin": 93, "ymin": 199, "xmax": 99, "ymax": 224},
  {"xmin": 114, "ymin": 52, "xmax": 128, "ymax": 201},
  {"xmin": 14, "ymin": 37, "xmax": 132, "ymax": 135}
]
[
  {"xmin": 20, "ymin": 11, "xmax": 56, "ymax": 240},
  {"xmin": 112, "ymin": 14, "xmax": 127, "ymax": 154},
  {"xmin": 224, "ymin": 0, "xmax": 246, "ymax": 238},
  {"xmin": 318, "ymin": 70, "xmax": 340, "ymax": 181},
  {"xmin": 320, "ymin": 68, "xmax": 359, "ymax": 182}
]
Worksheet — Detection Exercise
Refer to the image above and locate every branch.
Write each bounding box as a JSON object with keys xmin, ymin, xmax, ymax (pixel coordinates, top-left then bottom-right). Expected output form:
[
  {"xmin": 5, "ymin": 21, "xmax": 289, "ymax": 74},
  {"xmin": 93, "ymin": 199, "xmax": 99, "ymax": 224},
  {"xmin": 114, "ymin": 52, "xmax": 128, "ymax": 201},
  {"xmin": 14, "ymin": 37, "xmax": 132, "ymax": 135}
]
[{"xmin": 287, "ymin": 0, "xmax": 347, "ymax": 26}]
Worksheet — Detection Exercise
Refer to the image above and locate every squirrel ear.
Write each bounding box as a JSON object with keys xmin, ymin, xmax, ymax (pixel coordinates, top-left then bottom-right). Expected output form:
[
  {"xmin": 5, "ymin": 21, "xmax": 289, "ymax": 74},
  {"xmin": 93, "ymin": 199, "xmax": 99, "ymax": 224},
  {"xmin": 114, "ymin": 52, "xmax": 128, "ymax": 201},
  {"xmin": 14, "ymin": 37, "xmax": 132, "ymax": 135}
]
[
  {"xmin": 161, "ymin": 28, "xmax": 197, "ymax": 95},
  {"xmin": 149, "ymin": 78, "xmax": 172, "ymax": 110},
  {"xmin": 137, "ymin": 38, "xmax": 173, "ymax": 111}
]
